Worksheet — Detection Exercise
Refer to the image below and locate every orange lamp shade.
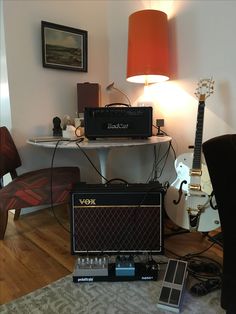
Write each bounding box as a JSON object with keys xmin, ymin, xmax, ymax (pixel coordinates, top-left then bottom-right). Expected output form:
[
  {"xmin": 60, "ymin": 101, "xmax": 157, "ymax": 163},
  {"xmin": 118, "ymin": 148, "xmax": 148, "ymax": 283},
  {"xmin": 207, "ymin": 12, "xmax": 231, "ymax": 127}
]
[{"xmin": 126, "ymin": 9, "xmax": 169, "ymax": 84}]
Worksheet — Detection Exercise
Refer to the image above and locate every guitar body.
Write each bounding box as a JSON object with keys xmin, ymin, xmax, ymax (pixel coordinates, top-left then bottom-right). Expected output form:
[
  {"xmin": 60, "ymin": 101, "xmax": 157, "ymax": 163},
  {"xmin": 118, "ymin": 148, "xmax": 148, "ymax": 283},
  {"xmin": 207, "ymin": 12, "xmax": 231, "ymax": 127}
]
[
  {"xmin": 165, "ymin": 78, "xmax": 221, "ymax": 232},
  {"xmin": 168, "ymin": 152, "xmax": 213, "ymax": 195},
  {"xmin": 165, "ymin": 152, "xmax": 220, "ymax": 232}
]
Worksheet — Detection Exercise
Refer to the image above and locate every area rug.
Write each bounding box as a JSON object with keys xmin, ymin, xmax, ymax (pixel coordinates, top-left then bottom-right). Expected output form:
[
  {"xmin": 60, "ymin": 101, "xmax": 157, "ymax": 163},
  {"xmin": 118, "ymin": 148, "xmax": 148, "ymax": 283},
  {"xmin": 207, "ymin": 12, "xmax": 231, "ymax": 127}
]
[{"xmin": 0, "ymin": 273, "xmax": 224, "ymax": 314}]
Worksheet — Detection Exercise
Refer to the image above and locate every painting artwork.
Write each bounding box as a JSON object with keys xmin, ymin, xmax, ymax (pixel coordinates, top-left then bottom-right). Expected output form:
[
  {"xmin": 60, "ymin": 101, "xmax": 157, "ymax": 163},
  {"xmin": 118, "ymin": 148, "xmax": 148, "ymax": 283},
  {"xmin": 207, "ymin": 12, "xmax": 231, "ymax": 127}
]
[{"xmin": 41, "ymin": 21, "xmax": 87, "ymax": 72}]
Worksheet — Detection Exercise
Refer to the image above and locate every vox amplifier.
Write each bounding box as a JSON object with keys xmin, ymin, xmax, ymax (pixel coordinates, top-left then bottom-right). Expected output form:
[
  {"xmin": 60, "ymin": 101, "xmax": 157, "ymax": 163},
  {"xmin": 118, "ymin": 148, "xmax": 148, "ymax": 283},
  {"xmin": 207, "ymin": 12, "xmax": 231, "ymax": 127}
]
[
  {"xmin": 84, "ymin": 106, "xmax": 153, "ymax": 139},
  {"xmin": 70, "ymin": 182, "xmax": 164, "ymax": 255}
]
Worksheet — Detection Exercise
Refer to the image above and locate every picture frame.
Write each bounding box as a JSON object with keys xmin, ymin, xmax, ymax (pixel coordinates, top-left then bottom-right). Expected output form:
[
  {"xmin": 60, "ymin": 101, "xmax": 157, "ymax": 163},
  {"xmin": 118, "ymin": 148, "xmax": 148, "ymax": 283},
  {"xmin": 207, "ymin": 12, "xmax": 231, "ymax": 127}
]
[{"xmin": 41, "ymin": 21, "xmax": 88, "ymax": 72}]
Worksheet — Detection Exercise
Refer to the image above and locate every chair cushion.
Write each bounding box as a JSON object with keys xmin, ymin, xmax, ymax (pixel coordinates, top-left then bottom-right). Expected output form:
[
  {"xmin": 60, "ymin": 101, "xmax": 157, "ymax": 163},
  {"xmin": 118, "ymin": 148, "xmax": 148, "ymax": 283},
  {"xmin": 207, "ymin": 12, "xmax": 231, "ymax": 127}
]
[{"xmin": 0, "ymin": 167, "xmax": 80, "ymax": 211}]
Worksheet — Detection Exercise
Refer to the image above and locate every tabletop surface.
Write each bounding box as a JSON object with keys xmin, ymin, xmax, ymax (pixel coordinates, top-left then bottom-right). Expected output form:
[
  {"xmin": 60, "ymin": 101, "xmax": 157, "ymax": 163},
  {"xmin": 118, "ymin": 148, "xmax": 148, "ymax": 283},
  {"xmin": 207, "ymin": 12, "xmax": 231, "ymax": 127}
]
[{"xmin": 27, "ymin": 136, "xmax": 172, "ymax": 149}]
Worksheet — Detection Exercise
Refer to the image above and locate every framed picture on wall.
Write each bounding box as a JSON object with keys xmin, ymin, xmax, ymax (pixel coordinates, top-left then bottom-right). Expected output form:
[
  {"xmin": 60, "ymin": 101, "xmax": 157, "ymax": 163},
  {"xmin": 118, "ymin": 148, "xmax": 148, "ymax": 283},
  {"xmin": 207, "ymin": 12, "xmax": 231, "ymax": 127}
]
[{"xmin": 41, "ymin": 21, "xmax": 88, "ymax": 72}]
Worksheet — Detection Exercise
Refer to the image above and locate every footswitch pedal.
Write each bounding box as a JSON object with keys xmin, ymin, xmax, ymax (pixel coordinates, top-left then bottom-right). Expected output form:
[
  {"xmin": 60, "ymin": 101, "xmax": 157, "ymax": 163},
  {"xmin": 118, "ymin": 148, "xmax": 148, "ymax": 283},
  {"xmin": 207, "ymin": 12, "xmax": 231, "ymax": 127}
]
[
  {"xmin": 74, "ymin": 257, "xmax": 108, "ymax": 277},
  {"xmin": 157, "ymin": 259, "xmax": 188, "ymax": 313}
]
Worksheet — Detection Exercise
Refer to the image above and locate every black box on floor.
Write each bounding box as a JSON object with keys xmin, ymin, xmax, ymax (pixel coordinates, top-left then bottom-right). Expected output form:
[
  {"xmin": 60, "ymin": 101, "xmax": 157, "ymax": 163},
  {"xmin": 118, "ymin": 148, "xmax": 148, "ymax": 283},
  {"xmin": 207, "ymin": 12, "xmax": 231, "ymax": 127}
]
[{"xmin": 70, "ymin": 182, "xmax": 164, "ymax": 255}]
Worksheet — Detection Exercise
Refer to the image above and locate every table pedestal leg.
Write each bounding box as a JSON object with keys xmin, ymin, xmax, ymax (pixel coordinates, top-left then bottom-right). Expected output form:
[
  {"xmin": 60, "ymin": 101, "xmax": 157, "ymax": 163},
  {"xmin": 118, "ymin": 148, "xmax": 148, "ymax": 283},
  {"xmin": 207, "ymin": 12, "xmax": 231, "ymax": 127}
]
[{"xmin": 97, "ymin": 148, "xmax": 110, "ymax": 184}]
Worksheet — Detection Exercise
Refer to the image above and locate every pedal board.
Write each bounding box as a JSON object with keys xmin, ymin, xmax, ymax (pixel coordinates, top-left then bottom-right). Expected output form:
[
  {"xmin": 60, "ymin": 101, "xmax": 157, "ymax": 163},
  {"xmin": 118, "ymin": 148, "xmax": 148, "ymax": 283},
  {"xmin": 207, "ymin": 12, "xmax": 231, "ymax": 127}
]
[
  {"xmin": 72, "ymin": 255, "xmax": 159, "ymax": 283},
  {"xmin": 157, "ymin": 259, "xmax": 188, "ymax": 313}
]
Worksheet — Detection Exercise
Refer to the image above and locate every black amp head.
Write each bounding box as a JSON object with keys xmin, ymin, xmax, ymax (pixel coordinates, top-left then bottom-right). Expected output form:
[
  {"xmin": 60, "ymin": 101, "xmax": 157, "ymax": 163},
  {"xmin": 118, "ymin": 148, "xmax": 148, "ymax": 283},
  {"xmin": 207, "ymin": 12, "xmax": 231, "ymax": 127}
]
[{"xmin": 84, "ymin": 106, "xmax": 153, "ymax": 139}]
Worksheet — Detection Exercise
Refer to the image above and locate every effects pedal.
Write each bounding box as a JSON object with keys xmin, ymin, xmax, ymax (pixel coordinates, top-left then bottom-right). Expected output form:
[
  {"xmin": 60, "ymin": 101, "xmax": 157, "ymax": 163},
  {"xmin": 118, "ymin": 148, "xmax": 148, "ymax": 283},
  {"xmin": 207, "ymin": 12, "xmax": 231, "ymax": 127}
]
[
  {"xmin": 115, "ymin": 255, "xmax": 135, "ymax": 277},
  {"xmin": 157, "ymin": 259, "xmax": 188, "ymax": 313},
  {"xmin": 74, "ymin": 256, "xmax": 108, "ymax": 277}
]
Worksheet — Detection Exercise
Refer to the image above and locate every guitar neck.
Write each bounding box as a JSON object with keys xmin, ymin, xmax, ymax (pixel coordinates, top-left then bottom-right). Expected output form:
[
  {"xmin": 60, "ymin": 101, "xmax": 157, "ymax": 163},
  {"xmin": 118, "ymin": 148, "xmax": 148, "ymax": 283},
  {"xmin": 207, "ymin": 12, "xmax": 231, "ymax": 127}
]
[{"xmin": 192, "ymin": 101, "xmax": 205, "ymax": 170}]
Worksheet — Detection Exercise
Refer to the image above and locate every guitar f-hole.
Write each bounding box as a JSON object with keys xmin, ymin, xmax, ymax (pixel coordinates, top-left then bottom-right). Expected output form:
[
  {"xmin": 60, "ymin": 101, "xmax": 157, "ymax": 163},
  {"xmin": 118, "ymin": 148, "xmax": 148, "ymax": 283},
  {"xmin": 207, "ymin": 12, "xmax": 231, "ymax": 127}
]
[{"xmin": 173, "ymin": 180, "xmax": 187, "ymax": 205}]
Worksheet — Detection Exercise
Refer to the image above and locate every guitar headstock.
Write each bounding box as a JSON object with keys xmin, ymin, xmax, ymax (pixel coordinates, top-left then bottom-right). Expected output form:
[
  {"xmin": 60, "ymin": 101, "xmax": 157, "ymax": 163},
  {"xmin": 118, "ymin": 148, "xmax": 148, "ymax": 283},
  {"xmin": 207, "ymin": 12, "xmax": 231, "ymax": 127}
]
[{"xmin": 194, "ymin": 78, "xmax": 214, "ymax": 102}]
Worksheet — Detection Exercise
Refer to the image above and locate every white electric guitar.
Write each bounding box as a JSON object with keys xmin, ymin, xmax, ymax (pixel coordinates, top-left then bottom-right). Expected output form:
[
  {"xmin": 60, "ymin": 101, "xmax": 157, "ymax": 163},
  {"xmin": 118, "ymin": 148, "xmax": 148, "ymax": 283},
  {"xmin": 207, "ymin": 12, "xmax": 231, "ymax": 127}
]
[{"xmin": 165, "ymin": 78, "xmax": 220, "ymax": 232}]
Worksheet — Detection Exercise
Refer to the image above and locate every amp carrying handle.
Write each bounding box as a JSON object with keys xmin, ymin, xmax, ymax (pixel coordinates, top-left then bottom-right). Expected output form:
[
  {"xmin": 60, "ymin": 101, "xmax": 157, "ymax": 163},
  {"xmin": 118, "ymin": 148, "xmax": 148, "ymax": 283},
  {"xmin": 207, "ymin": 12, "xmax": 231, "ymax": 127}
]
[
  {"xmin": 105, "ymin": 103, "xmax": 130, "ymax": 107},
  {"xmin": 104, "ymin": 178, "xmax": 129, "ymax": 187}
]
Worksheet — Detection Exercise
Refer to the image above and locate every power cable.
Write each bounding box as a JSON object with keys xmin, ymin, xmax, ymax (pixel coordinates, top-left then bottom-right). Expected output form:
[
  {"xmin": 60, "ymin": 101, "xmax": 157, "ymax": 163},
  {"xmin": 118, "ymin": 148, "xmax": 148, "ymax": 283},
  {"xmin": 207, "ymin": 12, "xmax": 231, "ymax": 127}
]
[{"xmin": 75, "ymin": 140, "xmax": 109, "ymax": 183}]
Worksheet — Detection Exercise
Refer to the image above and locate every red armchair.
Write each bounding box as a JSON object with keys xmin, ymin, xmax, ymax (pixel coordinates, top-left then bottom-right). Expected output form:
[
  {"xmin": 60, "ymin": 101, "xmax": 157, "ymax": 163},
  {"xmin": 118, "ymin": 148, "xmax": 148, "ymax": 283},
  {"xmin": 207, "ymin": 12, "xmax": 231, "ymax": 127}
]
[{"xmin": 0, "ymin": 126, "xmax": 80, "ymax": 240}]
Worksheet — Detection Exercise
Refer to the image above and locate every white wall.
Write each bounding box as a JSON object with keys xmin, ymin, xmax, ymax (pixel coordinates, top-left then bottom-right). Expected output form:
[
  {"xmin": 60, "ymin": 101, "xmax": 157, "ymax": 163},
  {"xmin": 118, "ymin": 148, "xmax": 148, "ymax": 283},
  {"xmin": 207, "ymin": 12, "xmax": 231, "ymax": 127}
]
[
  {"xmin": 2, "ymin": 0, "xmax": 236, "ymax": 186},
  {"xmin": 108, "ymin": 0, "xmax": 236, "ymax": 153},
  {"xmin": 164, "ymin": 0, "xmax": 236, "ymax": 152},
  {"xmin": 0, "ymin": 1, "xmax": 11, "ymax": 129},
  {"xmin": 2, "ymin": 0, "xmax": 109, "ymax": 183}
]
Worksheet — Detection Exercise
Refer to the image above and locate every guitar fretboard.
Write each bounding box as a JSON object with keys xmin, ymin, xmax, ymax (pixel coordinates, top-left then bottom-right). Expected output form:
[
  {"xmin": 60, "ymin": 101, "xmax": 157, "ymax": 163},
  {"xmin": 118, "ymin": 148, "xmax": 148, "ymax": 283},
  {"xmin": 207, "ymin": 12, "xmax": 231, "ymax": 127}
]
[{"xmin": 192, "ymin": 101, "xmax": 205, "ymax": 170}]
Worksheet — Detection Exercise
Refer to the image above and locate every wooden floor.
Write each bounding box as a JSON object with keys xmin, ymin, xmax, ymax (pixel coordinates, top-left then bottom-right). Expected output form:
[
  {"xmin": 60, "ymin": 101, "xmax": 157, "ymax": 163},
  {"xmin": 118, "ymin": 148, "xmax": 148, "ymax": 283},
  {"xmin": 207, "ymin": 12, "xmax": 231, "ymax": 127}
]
[{"xmin": 0, "ymin": 205, "xmax": 223, "ymax": 305}]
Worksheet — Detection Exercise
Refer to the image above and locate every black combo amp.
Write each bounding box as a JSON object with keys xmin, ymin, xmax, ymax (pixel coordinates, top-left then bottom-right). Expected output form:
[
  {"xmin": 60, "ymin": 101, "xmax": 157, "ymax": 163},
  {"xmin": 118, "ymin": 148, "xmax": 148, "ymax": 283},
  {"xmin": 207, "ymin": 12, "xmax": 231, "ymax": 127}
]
[
  {"xmin": 70, "ymin": 182, "xmax": 164, "ymax": 255},
  {"xmin": 84, "ymin": 106, "xmax": 153, "ymax": 139}
]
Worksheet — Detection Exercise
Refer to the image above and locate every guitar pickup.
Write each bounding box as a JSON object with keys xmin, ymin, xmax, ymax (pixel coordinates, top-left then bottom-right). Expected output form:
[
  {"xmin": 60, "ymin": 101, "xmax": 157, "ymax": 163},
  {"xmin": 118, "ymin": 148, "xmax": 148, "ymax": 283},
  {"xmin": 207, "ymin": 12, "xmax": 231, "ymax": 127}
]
[
  {"xmin": 189, "ymin": 184, "xmax": 201, "ymax": 191},
  {"xmin": 189, "ymin": 169, "xmax": 202, "ymax": 176}
]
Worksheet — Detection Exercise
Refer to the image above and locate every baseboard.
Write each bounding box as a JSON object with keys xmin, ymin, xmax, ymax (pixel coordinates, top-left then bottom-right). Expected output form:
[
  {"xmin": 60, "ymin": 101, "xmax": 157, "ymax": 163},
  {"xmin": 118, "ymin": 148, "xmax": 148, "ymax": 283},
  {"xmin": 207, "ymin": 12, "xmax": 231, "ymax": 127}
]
[{"xmin": 10, "ymin": 205, "xmax": 50, "ymax": 216}]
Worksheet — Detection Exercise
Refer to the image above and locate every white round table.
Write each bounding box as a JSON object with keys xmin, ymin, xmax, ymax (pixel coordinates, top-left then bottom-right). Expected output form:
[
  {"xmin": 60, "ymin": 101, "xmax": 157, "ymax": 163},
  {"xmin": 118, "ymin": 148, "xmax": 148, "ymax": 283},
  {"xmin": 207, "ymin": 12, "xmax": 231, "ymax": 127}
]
[{"xmin": 28, "ymin": 136, "xmax": 171, "ymax": 183}]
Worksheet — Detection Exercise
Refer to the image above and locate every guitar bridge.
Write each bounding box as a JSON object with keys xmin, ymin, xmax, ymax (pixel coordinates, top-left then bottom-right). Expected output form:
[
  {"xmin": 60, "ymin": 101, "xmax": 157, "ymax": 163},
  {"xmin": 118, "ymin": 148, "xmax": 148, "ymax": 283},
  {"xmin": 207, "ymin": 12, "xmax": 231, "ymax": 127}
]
[{"xmin": 187, "ymin": 204, "xmax": 205, "ymax": 213}]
